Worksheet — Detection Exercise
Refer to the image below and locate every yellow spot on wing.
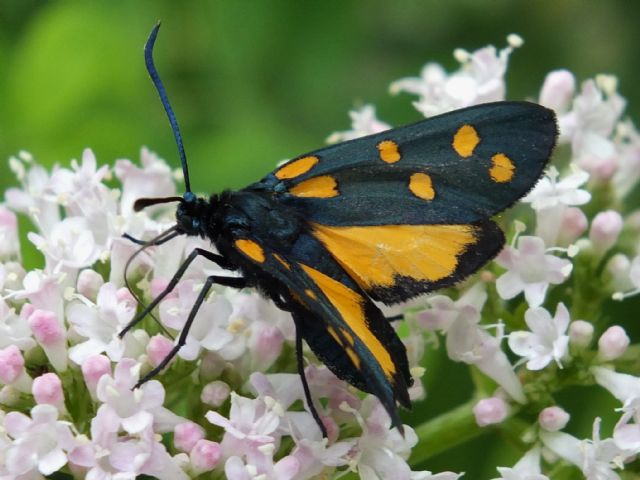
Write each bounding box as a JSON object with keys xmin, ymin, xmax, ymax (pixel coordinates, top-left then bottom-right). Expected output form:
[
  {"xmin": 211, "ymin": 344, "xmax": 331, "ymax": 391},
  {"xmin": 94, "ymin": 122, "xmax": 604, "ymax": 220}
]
[
  {"xmin": 289, "ymin": 176, "xmax": 339, "ymax": 198},
  {"xmin": 305, "ymin": 289, "xmax": 317, "ymax": 300},
  {"xmin": 346, "ymin": 347, "xmax": 361, "ymax": 368},
  {"xmin": 275, "ymin": 156, "xmax": 319, "ymax": 180},
  {"xmin": 300, "ymin": 263, "xmax": 396, "ymax": 378},
  {"xmin": 273, "ymin": 254, "xmax": 290, "ymax": 270},
  {"xmin": 340, "ymin": 327, "xmax": 354, "ymax": 346},
  {"xmin": 377, "ymin": 140, "xmax": 401, "ymax": 164},
  {"xmin": 327, "ymin": 325, "xmax": 342, "ymax": 346},
  {"xmin": 490, "ymin": 153, "xmax": 515, "ymax": 182},
  {"xmin": 409, "ymin": 173, "xmax": 435, "ymax": 200},
  {"xmin": 312, "ymin": 223, "xmax": 479, "ymax": 290},
  {"xmin": 234, "ymin": 239, "xmax": 265, "ymax": 263},
  {"xmin": 453, "ymin": 124, "xmax": 480, "ymax": 158}
]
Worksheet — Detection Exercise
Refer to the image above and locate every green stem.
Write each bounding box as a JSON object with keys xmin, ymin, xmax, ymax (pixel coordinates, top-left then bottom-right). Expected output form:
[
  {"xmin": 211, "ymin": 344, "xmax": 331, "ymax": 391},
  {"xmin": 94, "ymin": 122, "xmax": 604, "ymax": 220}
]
[
  {"xmin": 410, "ymin": 398, "xmax": 483, "ymax": 465},
  {"xmin": 411, "ymin": 399, "xmax": 525, "ymax": 466}
]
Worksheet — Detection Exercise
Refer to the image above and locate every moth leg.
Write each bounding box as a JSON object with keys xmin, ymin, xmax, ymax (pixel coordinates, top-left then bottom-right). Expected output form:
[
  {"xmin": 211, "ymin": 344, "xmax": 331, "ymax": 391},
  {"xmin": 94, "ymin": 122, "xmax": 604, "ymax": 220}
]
[
  {"xmin": 122, "ymin": 231, "xmax": 180, "ymax": 246},
  {"xmin": 386, "ymin": 313, "xmax": 404, "ymax": 322},
  {"xmin": 119, "ymin": 247, "xmax": 243, "ymax": 338},
  {"xmin": 293, "ymin": 316, "xmax": 328, "ymax": 439},
  {"xmin": 134, "ymin": 274, "xmax": 239, "ymax": 387}
]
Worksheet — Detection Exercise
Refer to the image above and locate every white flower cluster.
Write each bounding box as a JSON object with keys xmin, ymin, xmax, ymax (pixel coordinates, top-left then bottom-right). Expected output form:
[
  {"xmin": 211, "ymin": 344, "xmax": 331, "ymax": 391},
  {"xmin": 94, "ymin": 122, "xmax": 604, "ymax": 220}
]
[
  {"xmin": 1, "ymin": 34, "xmax": 640, "ymax": 479},
  {"xmin": 0, "ymin": 149, "xmax": 436, "ymax": 478}
]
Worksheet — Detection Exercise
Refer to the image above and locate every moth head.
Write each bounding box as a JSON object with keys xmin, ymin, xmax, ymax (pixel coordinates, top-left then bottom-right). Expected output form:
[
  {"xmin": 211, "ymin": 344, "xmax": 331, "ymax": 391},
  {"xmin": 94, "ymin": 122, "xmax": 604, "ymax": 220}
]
[{"xmin": 175, "ymin": 191, "xmax": 210, "ymax": 237}]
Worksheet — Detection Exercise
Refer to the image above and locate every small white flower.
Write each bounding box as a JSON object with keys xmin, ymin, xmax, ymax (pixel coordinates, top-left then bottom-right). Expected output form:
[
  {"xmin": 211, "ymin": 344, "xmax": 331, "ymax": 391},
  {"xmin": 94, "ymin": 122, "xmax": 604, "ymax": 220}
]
[
  {"xmin": 492, "ymin": 447, "xmax": 549, "ymax": 480},
  {"xmin": 390, "ymin": 36, "xmax": 519, "ymax": 117},
  {"xmin": 2, "ymin": 404, "xmax": 75, "ymax": 477},
  {"xmin": 419, "ymin": 284, "xmax": 525, "ymax": 403},
  {"xmin": 343, "ymin": 396, "xmax": 420, "ymax": 480},
  {"xmin": 508, "ymin": 303, "xmax": 570, "ymax": 370},
  {"xmin": 28, "ymin": 216, "xmax": 101, "ymax": 272},
  {"xmin": 159, "ymin": 279, "xmax": 238, "ymax": 361},
  {"xmin": 5, "ymin": 160, "xmax": 61, "ymax": 235},
  {"xmin": 612, "ymin": 119, "xmax": 640, "ymax": 198},
  {"xmin": 67, "ymin": 282, "xmax": 137, "ymax": 364},
  {"xmin": 114, "ymin": 147, "xmax": 177, "ymax": 218},
  {"xmin": 522, "ymin": 166, "xmax": 591, "ymax": 211},
  {"xmin": 95, "ymin": 358, "xmax": 179, "ymax": 435},
  {"xmin": 327, "ymin": 104, "xmax": 391, "ymax": 143},
  {"xmin": 542, "ymin": 417, "xmax": 632, "ymax": 480},
  {"xmin": 496, "ymin": 236, "xmax": 572, "ymax": 307},
  {"xmin": 570, "ymin": 78, "xmax": 625, "ymax": 151},
  {"xmin": 0, "ymin": 299, "xmax": 36, "ymax": 351},
  {"xmin": 592, "ymin": 366, "xmax": 640, "ymax": 453},
  {"xmin": 521, "ymin": 166, "xmax": 591, "ymax": 246}
]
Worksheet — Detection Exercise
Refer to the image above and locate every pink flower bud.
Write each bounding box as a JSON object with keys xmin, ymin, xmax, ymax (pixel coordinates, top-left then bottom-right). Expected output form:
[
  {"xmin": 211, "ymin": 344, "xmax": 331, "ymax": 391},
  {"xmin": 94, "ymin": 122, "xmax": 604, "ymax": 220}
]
[
  {"xmin": 598, "ymin": 325, "xmax": 630, "ymax": 360},
  {"xmin": 252, "ymin": 324, "xmax": 284, "ymax": 369},
  {"xmin": 606, "ymin": 254, "xmax": 633, "ymax": 291},
  {"xmin": 76, "ymin": 269, "xmax": 104, "ymax": 301},
  {"xmin": 590, "ymin": 210, "xmax": 623, "ymax": 254},
  {"xmin": 190, "ymin": 439, "xmax": 222, "ymax": 474},
  {"xmin": 32, "ymin": 373, "xmax": 64, "ymax": 409},
  {"xmin": 28, "ymin": 309, "xmax": 68, "ymax": 372},
  {"xmin": 116, "ymin": 287, "xmax": 136, "ymax": 309},
  {"xmin": 0, "ymin": 345, "xmax": 25, "ymax": 384},
  {"xmin": 582, "ymin": 152, "xmax": 617, "ymax": 182},
  {"xmin": 538, "ymin": 406, "xmax": 570, "ymax": 431},
  {"xmin": 174, "ymin": 421, "xmax": 205, "ymax": 452},
  {"xmin": 20, "ymin": 303, "xmax": 35, "ymax": 320},
  {"xmin": 539, "ymin": 70, "xmax": 575, "ymax": 113},
  {"xmin": 28, "ymin": 309, "xmax": 64, "ymax": 346},
  {"xmin": 81, "ymin": 354, "xmax": 111, "ymax": 396},
  {"xmin": 0, "ymin": 205, "xmax": 19, "ymax": 259},
  {"xmin": 473, "ymin": 397, "xmax": 508, "ymax": 427},
  {"xmin": 150, "ymin": 277, "xmax": 170, "ymax": 298},
  {"xmin": 557, "ymin": 207, "xmax": 588, "ymax": 246},
  {"xmin": 201, "ymin": 380, "xmax": 230, "ymax": 407},
  {"xmin": 569, "ymin": 320, "xmax": 594, "ymax": 347},
  {"xmin": 147, "ymin": 334, "xmax": 174, "ymax": 368},
  {"xmin": 0, "ymin": 206, "xmax": 17, "ymax": 231}
]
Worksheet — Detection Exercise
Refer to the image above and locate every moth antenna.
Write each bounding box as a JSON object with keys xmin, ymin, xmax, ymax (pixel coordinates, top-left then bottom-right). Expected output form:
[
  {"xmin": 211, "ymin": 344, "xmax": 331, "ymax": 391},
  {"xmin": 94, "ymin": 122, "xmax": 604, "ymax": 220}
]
[
  {"xmin": 144, "ymin": 22, "xmax": 192, "ymax": 193},
  {"xmin": 134, "ymin": 196, "xmax": 183, "ymax": 212},
  {"xmin": 123, "ymin": 225, "xmax": 180, "ymax": 338}
]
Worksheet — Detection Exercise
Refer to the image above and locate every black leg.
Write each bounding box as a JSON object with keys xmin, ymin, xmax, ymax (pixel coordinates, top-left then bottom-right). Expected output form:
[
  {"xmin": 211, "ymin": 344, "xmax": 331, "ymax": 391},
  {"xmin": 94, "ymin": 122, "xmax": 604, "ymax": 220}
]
[
  {"xmin": 386, "ymin": 313, "xmax": 404, "ymax": 322},
  {"xmin": 120, "ymin": 247, "xmax": 244, "ymax": 338},
  {"xmin": 135, "ymin": 274, "xmax": 235, "ymax": 387},
  {"xmin": 123, "ymin": 230, "xmax": 180, "ymax": 246},
  {"xmin": 122, "ymin": 233, "xmax": 147, "ymax": 245},
  {"xmin": 293, "ymin": 318, "xmax": 328, "ymax": 439}
]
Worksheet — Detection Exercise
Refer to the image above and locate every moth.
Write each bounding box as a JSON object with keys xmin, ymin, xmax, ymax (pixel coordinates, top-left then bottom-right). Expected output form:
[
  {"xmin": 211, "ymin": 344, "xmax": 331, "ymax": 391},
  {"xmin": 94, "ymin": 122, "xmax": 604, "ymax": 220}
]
[{"xmin": 122, "ymin": 23, "xmax": 558, "ymax": 437}]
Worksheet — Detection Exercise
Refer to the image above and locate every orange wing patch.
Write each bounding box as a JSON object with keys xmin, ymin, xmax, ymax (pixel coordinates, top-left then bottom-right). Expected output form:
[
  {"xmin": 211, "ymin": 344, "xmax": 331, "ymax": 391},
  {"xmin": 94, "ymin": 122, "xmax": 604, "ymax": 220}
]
[
  {"xmin": 275, "ymin": 156, "xmax": 319, "ymax": 180},
  {"xmin": 409, "ymin": 173, "xmax": 435, "ymax": 200},
  {"xmin": 377, "ymin": 140, "xmax": 401, "ymax": 164},
  {"xmin": 452, "ymin": 124, "xmax": 480, "ymax": 158},
  {"xmin": 300, "ymin": 263, "xmax": 396, "ymax": 378},
  {"xmin": 234, "ymin": 239, "xmax": 266, "ymax": 263},
  {"xmin": 489, "ymin": 153, "xmax": 515, "ymax": 183},
  {"xmin": 289, "ymin": 176, "xmax": 339, "ymax": 198},
  {"xmin": 311, "ymin": 223, "xmax": 479, "ymax": 291}
]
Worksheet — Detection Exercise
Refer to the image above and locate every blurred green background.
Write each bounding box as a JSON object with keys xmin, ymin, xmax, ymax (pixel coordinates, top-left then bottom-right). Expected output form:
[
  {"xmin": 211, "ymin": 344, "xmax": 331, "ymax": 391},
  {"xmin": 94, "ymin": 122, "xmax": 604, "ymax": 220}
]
[{"xmin": 1, "ymin": 1, "xmax": 639, "ymax": 477}]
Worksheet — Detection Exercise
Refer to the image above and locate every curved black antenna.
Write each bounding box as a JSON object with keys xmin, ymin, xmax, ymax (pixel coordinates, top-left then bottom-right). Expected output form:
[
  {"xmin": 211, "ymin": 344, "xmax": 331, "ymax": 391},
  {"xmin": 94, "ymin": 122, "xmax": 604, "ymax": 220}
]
[
  {"xmin": 145, "ymin": 22, "xmax": 191, "ymax": 193},
  {"xmin": 123, "ymin": 225, "xmax": 180, "ymax": 338}
]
